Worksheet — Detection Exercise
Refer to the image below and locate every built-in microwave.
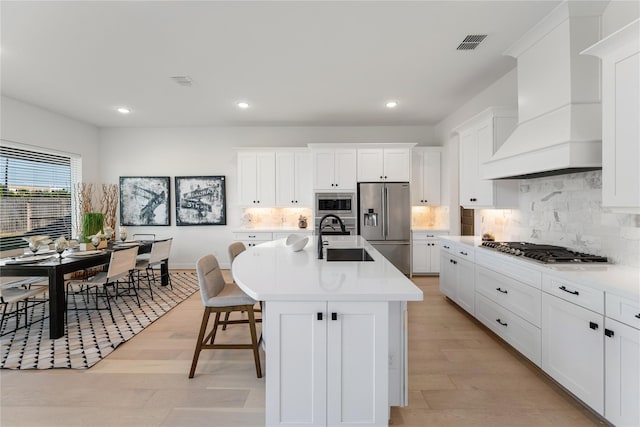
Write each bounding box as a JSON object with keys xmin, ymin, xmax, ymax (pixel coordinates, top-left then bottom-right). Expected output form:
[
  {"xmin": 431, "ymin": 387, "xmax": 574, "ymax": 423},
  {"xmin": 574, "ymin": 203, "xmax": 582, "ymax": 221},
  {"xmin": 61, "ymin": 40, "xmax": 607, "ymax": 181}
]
[{"xmin": 315, "ymin": 192, "xmax": 355, "ymax": 217}]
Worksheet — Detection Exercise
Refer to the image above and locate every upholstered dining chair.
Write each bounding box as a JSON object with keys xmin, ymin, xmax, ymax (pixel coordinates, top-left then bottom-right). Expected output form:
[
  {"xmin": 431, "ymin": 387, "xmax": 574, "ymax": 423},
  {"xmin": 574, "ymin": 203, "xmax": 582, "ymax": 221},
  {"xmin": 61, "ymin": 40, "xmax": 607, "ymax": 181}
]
[
  {"xmin": 0, "ymin": 281, "xmax": 47, "ymax": 336},
  {"xmin": 134, "ymin": 238, "xmax": 173, "ymax": 298},
  {"xmin": 66, "ymin": 246, "xmax": 139, "ymax": 323},
  {"xmin": 189, "ymin": 254, "xmax": 262, "ymax": 379}
]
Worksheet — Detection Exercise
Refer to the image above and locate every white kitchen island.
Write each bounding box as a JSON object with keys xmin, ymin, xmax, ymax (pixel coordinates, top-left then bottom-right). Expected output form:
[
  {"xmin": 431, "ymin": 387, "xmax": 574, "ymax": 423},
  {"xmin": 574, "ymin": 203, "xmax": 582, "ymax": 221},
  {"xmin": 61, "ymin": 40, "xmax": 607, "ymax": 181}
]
[{"xmin": 232, "ymin": 235, "xmax": 423, "ymax": 427}]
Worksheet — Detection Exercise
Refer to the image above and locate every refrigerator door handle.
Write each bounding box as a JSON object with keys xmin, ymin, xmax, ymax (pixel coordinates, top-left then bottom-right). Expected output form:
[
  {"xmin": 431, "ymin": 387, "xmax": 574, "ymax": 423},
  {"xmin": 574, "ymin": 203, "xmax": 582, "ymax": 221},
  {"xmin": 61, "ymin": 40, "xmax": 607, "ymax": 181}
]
[
  {"xmin": 384, "ymin": 186, "xmax": 389, "ymax": 238},
  {"xmin": 380, "ymin": 186, "xmax": 386, "ymax": 237}
]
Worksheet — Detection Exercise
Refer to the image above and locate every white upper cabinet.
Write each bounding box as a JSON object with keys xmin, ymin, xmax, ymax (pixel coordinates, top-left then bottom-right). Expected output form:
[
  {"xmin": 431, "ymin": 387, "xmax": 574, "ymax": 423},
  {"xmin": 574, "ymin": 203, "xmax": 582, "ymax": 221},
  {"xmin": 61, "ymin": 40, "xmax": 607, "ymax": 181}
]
[
  {"xmin": 276, "ymin": 150, "xmax": 312, "ymax": 207},
  {"xmin": 583, "ymin": 20, "xmax": 640, "ymax": 212},
  {"xmin": 411, "ymin": 147, "xmax": 441, "ymax": 206},
  {"xmin": 357, "ymin": 146, "xmax": 412, "ymax": 182},
  {"xmin": 311, "ymin": 148, "xmax": 357, "ymax": 191},
  {"xmin": 455, "ymin": 107, "xmax": 519, "ymax": 208},
  {"xmin": 237, "ymin": 151, "xmax": 276, "ymax": 206}
]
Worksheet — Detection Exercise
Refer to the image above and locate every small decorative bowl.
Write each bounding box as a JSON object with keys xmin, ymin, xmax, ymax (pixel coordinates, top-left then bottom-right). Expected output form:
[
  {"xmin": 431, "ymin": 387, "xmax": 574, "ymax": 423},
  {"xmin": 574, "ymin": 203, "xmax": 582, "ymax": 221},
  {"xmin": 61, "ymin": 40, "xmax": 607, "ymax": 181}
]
[{"xmin": 285, "ymin": 235, "xmax": 309, "ymax": 252}]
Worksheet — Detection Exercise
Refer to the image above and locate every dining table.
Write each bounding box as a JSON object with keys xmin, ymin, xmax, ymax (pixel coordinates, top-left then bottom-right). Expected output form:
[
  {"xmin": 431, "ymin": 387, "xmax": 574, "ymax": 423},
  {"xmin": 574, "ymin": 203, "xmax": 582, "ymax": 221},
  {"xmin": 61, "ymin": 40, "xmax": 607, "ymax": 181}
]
[{"xmin": 0, "ymin": 240, "xmax": 168, "ymax": 339}]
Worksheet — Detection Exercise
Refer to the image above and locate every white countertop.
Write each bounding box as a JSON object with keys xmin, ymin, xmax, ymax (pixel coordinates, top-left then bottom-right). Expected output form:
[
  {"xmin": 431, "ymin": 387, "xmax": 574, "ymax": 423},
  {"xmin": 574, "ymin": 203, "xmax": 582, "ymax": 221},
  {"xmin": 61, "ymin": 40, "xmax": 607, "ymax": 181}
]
[
  {"xmin": 232, "ymin": 235, "xmax": 423, "ymax": 302},
  {"xmin": 233, "ymin": 226, "xmax": 312, "ymax": 233},
  {"xmin": 440, "ymin": 236, "xmax": 640, "ymax": 301}
]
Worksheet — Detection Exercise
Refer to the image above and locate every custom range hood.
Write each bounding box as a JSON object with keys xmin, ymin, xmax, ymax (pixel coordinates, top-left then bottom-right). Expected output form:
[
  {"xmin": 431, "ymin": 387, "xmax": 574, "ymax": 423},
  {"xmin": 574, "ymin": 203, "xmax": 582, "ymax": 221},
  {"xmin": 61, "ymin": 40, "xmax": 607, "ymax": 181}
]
[{"xmin": 483, "ymin": 1, "xmax": 608, "ymax": 180}]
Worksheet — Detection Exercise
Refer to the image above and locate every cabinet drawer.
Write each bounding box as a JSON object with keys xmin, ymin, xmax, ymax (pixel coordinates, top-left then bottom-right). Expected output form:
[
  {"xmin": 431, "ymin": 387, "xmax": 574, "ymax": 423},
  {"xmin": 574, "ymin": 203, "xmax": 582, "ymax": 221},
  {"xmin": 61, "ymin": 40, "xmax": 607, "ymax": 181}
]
[
  {"xmin": 439, "ymin": 240, "xmax": 456, "ymax": 254},
  {"xmin": 234, "ymin": 232, "xmax": 273, "ymax": 241},
  {"xmin": 543, "ymin": 275, "xmax": 604, "ymax": 314},
  {"xmin": 475, "ymin": 293, "xmax": 541, "ymax": 366},
  {"xmin": 606, "ymin": 293, "xmax": 640, "ymax": 329},
  {"xmin": 475, "ymin": 250, "xmax": 542, "ymax": 289},
  {"xmin": 412, "ymin": 231, "xmax": 448, "ymax": 241},
  {"xmin": 476, "ymin": 266, "xmax": 542, "ymax": 327},
  {"xmin": 439, "ymin": 241, "xmax": 474, "ymax": 261}
]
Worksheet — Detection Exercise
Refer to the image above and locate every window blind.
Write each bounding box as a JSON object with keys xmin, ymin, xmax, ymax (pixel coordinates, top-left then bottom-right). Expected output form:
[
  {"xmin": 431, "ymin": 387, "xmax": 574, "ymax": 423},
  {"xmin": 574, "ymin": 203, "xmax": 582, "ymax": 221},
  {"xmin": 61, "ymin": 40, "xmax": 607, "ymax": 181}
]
[{"xmin": 0, "ymin": 144, "xmax": 80, "ymax": 251}]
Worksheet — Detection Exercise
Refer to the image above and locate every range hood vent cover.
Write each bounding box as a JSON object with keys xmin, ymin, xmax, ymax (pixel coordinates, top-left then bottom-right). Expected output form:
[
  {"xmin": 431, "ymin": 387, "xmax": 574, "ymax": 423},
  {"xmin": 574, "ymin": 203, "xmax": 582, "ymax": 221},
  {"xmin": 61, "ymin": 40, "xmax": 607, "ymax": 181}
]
[{"xmin": 457, "ymin": 34, "xmax": 487, "ymax": 50}]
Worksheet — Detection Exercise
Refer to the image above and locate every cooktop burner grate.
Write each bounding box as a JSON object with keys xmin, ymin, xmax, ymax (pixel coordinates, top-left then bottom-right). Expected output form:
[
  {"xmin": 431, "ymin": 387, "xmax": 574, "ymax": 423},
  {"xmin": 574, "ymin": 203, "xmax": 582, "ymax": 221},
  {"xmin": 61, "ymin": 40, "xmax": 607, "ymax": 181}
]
[{"xmin": 480, "ymin": 241, "xmax": 608, "ymax": 263}]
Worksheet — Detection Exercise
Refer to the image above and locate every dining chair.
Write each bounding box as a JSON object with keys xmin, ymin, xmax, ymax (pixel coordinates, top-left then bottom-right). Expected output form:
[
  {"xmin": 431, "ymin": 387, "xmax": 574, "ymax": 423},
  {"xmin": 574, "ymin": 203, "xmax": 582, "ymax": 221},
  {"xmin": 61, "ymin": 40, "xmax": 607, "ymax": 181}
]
[
  {"xmin": 223, "ymin": 242, "xmax": 262, "ymax": 330},
  {"xmin": 189, "ymin": 254, "xmax": 262, "ymax": 379},
  {"xmin": 66, "ymin": 246, "xmax": 139, "ymax": 323},
  {"xmin": 0, "ymin": 248, "xmax": 49, "ymax": 289},
  {"xmin": 1, "ymin": 281, "xmax": 47, "ymax": 336},
  {"xmin": 134, "ymin": 238, "xmax": 173, "ymax": 298}
]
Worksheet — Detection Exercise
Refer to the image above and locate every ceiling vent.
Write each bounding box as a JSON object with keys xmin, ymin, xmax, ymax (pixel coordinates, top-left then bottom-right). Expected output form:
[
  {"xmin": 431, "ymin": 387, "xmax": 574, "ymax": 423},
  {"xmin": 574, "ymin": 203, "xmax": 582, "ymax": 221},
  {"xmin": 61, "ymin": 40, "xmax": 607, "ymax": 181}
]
[
  {"xmin": 457, "ymin": 34, "xmax": 487, "ymax": 50},
  {"xmin": 170, "ymin": 76, "xmax": 193, "ymax": 86}
]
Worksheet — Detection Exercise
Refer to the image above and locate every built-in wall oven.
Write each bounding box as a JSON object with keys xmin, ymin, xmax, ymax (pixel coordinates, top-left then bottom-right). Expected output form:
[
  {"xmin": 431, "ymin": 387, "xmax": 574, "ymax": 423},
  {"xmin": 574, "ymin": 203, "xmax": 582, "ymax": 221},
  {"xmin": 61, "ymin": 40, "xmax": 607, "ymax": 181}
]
[{"xmin": 315, "ymin": 192, "xmax": 356, "ymax": 235}]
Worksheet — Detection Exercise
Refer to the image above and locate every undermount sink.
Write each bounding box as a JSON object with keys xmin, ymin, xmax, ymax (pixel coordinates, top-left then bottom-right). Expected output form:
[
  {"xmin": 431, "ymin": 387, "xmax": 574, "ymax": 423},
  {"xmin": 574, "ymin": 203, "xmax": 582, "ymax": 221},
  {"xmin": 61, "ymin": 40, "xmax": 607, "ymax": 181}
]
[{"xmin": 326, "ymin": 248, "xmax": 374, "ymax": 262}]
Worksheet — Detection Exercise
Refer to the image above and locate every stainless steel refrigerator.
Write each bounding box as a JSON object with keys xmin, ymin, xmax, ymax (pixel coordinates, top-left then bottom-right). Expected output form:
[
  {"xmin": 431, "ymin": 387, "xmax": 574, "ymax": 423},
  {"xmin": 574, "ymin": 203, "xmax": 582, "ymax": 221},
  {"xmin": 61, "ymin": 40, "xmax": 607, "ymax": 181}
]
[{"xmin": 358, "ymin": 182, "xmax": 411, "ymax": 275}]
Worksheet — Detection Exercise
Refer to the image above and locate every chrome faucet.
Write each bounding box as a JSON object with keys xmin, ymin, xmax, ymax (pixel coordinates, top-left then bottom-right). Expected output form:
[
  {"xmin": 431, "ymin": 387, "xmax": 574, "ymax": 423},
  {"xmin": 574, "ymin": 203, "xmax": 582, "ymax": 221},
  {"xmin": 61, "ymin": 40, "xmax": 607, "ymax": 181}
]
[{"xmin": 317, "ymin": 214, "xmax": 346, "ymax": 259}]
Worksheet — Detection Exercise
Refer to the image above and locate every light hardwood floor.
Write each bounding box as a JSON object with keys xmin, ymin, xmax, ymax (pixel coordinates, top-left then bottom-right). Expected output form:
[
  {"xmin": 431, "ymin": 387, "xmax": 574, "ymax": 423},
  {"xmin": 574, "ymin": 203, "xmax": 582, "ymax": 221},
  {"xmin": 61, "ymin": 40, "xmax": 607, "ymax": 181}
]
[{"xmin": 1, "ymin": 273, "xmax": 605, "ymax": 426}]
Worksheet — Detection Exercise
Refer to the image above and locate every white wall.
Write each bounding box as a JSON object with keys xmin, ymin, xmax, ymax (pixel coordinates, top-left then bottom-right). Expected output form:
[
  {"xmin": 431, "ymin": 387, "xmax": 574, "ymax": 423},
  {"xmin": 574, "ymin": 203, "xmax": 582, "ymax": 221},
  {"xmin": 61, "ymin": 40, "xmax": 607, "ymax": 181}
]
[
  {"xmin": 99, "ymin": 125, "xmax": 435, "ymax": 268},
  {"xmin": 433, "ymin": 69, "xmax": 519, "ymax": 235},
  {"xmin": 0, "ymin": 96, "xmax": 101, "ymax": 182},
  {"xmin": 602, "ymin": 0, "xmax": 640, "ymax": 37}
]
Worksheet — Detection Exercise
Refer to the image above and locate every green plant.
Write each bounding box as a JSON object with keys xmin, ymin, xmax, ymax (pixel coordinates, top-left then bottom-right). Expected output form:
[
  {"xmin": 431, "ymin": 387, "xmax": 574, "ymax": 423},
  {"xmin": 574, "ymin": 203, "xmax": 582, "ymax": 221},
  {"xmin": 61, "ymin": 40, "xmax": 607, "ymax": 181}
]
[{"xmin": 81, "ymin": 212, "xmax": 104, "ymax": 243}]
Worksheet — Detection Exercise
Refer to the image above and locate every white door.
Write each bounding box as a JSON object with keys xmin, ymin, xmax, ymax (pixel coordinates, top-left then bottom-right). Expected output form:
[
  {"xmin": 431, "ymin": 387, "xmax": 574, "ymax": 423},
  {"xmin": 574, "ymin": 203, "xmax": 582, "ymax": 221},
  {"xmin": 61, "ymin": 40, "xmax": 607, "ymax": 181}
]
[
  {"xmin": 542, "ymin": 293, "xmax": 604, "ymax": 414},
  {"xmin": 439, "ymin": 252, "xmax": 456, "ymax": 299},
  {"xmin": 383, "ymin": 148, "xmax": 410, "ymax": 181},
  {"xmin": 456, "ymin": 257, "xmax": 475, "ymax": 315},
  {"xmin": 313, "ymin": 150, "xmax": 336, "ymax": 190},
  {"xmin": 474, "ymin": 120, "xmax": 495, "ymax": 206},
  {"xmin": 294, "ymin": 151, "xmax": 313, "ymax": 206},
  {"xmin": 604, "ymin": 317, "xmax": 640, "ymax": 427},
  {"xmin": 265, "ymin": 301, "xmax": 327, "ymax": 427},
  {"xmin": 357, "ymin": 149, "xmax": 384, "ymax": 182},
  {"xmin": 327, "ymin": 301, "xmax": 389, "ymax": 426},
  {"xmin": 333, "ymin": 149, "xmax": 357, "ymax": 190},
  {"xmin": 411, "ymin": 152, "xmax": 424, "ymax": 205},
  {"xmin": 256, "ymin": 152, "xmax": 276, "ymax": 205},
  {"xmin": 276, "ymin": 151, "xmax": 295, "ymax": 206},
  {"xmin": 428, "ymin": 240, "xmax": 440, "ymax": 274},
  {"xmin": 422, "ymin": 150, "xmax": 441, "ymax": 205},
  {"xmin": 412, "ymin": 240, "xmax": 428, "ymax": 274},
  {"xmin": 237, "ymin": 152, "xmax": 258, "ymax": 205},
  {"xmin": 459, "ymin": 130, "xmax": 478, "ymax": 206}
]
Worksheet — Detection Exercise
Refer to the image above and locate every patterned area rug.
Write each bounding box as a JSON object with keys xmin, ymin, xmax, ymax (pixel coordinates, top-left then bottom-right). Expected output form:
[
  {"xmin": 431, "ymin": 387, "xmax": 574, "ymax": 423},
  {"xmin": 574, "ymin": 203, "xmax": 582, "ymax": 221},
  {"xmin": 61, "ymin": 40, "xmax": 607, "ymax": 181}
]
[{"xmin": 0, "ymin": 272, "xmax": 199, "ymax": 370}]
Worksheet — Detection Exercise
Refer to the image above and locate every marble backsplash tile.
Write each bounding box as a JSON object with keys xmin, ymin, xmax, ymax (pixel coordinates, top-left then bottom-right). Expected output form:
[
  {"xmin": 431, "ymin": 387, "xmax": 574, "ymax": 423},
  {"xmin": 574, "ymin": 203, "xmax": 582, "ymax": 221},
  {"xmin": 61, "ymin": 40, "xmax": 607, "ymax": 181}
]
[
  {"xmin": 478, "ymin": 171, "xmax": 640, "ymax": 267},
  {"xmin": 241, "ymin": 207, "xmax": 313, "ymax": 228},
  {"xmin": 412, "ymin": 206, "xmax": 450, "ymax": 230}
]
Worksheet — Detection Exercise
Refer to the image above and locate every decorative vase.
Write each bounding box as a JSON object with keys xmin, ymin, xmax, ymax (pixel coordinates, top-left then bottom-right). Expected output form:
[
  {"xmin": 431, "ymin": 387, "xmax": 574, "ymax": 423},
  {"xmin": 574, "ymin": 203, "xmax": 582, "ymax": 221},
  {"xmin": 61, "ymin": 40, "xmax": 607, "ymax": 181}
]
[{"xmin": 298, "ymin": 216, "xmax": 308, "ymax": 229}]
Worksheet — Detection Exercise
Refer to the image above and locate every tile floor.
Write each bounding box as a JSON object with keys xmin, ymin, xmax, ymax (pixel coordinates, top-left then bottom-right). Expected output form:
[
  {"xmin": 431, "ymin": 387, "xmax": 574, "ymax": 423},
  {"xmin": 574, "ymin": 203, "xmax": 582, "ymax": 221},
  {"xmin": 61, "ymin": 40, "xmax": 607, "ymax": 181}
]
[{"xmin": 0, "ymin": 274, "xmax": 605, "ymax": 426}]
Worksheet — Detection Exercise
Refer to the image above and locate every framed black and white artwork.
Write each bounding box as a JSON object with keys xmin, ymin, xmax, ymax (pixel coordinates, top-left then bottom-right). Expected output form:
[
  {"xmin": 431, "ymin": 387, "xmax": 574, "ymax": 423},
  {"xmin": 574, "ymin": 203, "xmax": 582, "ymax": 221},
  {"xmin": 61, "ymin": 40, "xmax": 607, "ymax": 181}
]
[
  {"xmin": 174, "ymin": 176, "xmax": 226, "ymax": 226},
  {"xmin": 119, "ymin": 176, "xmax": 171, "ymax": 226}
]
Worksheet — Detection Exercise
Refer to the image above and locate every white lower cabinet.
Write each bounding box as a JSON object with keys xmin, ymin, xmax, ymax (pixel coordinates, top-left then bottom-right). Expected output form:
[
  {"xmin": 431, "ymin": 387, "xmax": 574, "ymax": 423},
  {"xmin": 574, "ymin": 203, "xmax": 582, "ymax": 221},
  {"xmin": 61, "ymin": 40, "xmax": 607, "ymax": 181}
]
[
  {"xmin": 412, "ymin": 231, "xmax": 448, "ymax": 274},
  {"xmin": 439, "ymin": 248, "xmax": 474, "ymax": 315},
  {"xmin": 265, "ymin": 301, "xmax": 389, "ymax": 427},
  {"xmin": 542, "ymin": 292, "xmax": 604, "ymax": 415}
]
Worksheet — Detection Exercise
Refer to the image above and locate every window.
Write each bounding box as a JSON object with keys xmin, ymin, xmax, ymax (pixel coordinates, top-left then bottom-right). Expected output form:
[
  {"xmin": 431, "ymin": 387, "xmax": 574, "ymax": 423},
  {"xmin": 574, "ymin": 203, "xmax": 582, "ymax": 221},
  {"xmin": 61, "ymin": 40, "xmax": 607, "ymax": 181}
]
[{"xmin": 0, "ymin": 144, "xmax": 80, "ymax": 251}]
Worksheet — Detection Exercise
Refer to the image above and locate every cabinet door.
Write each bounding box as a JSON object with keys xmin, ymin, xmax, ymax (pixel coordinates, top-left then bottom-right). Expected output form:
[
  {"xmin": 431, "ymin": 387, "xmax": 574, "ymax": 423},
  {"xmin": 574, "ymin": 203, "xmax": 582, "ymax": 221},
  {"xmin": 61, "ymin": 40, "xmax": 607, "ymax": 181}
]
[
  {"xmin": 357, "ymin": 149, "xmax": 384, "ymax": 182},
  {"xmin": 383, "ymin": 148, "xmax": 410, "ymax": 181},
  {"xmin": 604, "ymin": 317, "xmax": 640, "ymax": 427},
  {"xmin": 422, "ymin": 150, "xmax": 441, "ymax": 205},
  {"xmin": 459, "ymin": 130, "xmax": 478, "ymax": 206},
  {"xmin": 428, "ymin": 240, "xmax": 440, "ymax": 274},
  {"xmin": 327, "ymin": 301, "xmax": 388, "ymax": 426},
  {"xmin": 333, "ymin": 149, "xmax": 357, "ymax": 190},
  {"xmin": 542, "ymin": 293, "xmax": 604, "ymax": 414},
  {"xmin": 412, "ymin": 240, "xmax": 429, "ymax": 274},
  {"xmin": 294, "ymin": 151, "xmax": 313, "ymax": 206},
  {"xmin": 439, "ymin": 252, "xmax": 456, "ymax": 299},
  {"xmin": 411, "ymin": 152, "xmax": 424, "ymax": 205},
  {"xmin": 313, "ymin": 150, "xmax": 336, "ymax": 190},
  {"xmin": 474, "ymin": 120, "xmax": 495, "ymax": 206},
  {"xmin": 265, "ymin": 301, "xmax": 328, "ymax": 427},
  {"xmin": 237, "ymin": 152, "xmax": 258, "ymax": 205},
  {"xmin": 256, "ymin": 152, "xmax": 276, "ymax": 205},
  {"xmin": 456, "ymin": 257, "xmax": 475, "ymax": 315},
  {"xmin": 276, "ymin": 152, "xmax": 295, "ymax": 206}
]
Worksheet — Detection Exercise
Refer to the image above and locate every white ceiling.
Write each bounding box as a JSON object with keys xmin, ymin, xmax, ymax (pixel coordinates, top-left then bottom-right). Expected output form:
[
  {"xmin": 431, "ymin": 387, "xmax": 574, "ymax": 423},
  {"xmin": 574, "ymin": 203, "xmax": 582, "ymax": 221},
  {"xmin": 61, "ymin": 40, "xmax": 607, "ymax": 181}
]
[{"xmin": 1, "ymin": 1, "xmax": 560, "ymax": 128}]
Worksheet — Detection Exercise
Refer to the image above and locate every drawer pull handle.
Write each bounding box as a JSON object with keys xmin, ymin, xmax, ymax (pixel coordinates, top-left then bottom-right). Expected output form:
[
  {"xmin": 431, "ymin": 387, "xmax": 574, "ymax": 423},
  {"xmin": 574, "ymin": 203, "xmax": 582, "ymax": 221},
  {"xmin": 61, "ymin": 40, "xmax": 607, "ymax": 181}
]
[
  {"xmin": 444, "ymin": 245, "xmax": 450, "ymax": 249},
  {"xmin": 589, "ymin": 321, "xmax": 599, "ymax": 330},
  {"xmin": 331, "ymin": 312, "xmax": 337, "ymax": 321},
  {"xmin": 496, "ymin": 319, "xmax": 508, "ymax": 327},
  {"xmin": 605, "ymin": 329, "xmax": 614, "ymax": 338},
  {"xmin": 459, "ymin": 251, "xmax": 468, "ymax": 256},
  {"xmin": 317, "ymin": 312, "xmax": 323, "ymax": 321},
  {"xmin": 635, "ymin": 314, "xmax": 640, "ymax": 319},
  {"xmin": 559, "ymin": 285, "xmax": 579, "ymax": 296},
  {"xmin": 496, "ymin": 287, "xmax": 508, "ymax": 294}
]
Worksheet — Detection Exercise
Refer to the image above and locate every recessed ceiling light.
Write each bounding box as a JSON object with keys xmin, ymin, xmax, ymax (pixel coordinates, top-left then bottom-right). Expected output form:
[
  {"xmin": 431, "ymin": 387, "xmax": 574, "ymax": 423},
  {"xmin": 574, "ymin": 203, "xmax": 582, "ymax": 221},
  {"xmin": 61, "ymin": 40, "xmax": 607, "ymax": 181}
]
[
  {"xmin": 116, "ymin": 107, "xmax": 131, "ymax": 114},
  {"xmin": 237, "ymin": 101, "xmax": 250, "ymax": 109},
  {"xmin": 386, "ymin": 101, "xmax": 398, "ymax": 108}
]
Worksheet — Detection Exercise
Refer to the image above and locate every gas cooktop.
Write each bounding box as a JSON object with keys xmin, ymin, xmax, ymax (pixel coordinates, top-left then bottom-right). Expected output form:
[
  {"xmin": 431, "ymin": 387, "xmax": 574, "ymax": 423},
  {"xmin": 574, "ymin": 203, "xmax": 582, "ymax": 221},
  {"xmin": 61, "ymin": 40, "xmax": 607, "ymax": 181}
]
[{"xmin": 480, "ymin": 241, "xmax": 608, "ymax": 263}]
